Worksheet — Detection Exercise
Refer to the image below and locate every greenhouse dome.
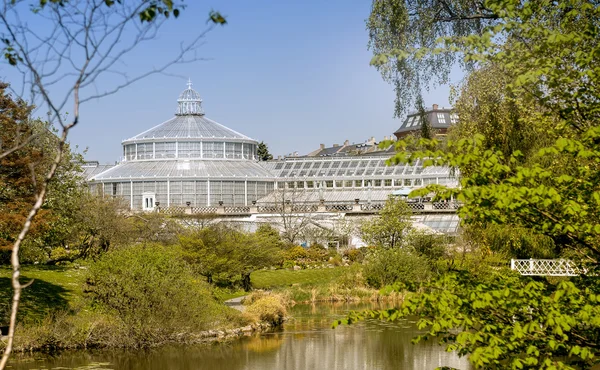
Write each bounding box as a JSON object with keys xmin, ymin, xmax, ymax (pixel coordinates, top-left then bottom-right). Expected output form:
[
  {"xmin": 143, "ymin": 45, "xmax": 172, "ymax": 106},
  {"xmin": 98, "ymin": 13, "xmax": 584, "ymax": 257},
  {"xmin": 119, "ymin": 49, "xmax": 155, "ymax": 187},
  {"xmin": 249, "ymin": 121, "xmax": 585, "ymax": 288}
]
[{"xmin": 88, "ymin": 81, "xmax": 275, "ymax": 211}]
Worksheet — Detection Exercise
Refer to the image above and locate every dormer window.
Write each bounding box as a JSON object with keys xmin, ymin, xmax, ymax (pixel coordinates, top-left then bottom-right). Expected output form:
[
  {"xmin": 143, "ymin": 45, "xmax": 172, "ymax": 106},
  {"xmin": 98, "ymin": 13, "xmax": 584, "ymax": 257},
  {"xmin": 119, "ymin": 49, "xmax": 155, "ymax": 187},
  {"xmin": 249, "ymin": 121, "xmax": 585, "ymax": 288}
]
[{"xmin": 437, "ymin": 113, "xmax": 447, "ymax": 124}]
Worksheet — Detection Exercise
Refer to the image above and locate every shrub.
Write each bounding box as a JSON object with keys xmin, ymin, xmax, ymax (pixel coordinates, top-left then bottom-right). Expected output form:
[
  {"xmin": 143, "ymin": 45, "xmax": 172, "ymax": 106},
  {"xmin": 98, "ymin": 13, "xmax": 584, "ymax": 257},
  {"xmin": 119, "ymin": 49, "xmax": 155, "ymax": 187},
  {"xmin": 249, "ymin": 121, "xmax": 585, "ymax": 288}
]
[
  {"xmin": 284, "ymin": 245, "xmax": 308, "ymax": 261},
  {"xmin": 282, "ymin": 260, "xmax": 296, "ymax": 269},
  {"xmin": 244, "ymin": 292, "xmax": 288, "ymax": 326},
  {"xmin": 363, "ymin": 247, "xmax": 431, "ymax": 289},
  {"xmin": 330, "ymin": 254, "xmax": 343, "ymax": 266},
  {"xmin": 84, "ymin": 244, "xmax": 224, "ymax": 338},
  {"xmin": 307, "ymin": 243, "xmax": 328, "ymax": 262},
  {"xmin": 342, "ymin": 248, "xmax": 365, "ymax": 263},
  {"xmin": 408, "ymin": 230, "xmax": 447, "ymax": 264}
]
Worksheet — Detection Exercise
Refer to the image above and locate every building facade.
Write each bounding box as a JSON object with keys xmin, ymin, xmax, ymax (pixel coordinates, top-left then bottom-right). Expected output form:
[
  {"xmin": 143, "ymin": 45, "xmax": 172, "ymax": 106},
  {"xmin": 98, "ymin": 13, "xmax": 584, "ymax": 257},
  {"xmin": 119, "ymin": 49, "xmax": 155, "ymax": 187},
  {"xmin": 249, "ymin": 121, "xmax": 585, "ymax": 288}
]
[
  {"xmin": 87, "ymin": 82, "xmax": 274, "ymax": 210},
  {"xmin": 87, "ymin": 84, "xmax": 458, "ymax": 212}
]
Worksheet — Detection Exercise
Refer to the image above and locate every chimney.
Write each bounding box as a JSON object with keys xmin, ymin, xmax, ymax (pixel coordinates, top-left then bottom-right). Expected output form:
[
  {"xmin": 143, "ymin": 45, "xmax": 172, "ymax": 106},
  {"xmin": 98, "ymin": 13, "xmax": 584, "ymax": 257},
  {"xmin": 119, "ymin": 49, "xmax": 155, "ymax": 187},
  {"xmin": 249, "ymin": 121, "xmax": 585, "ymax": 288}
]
[
  {"xmin": 333, "ymin": 144, "xmax": 339, "ymax": 147},
  {"xmin": 344, "ymin": 139, "xmax": 349, "ymax": 146},
  {"xmin": 320, "ymin": 144, "xmax": 325, "ymax": 149},
  {"xmin": 432, "ymin": 104, "xmax": 439, "ymax": 111}
]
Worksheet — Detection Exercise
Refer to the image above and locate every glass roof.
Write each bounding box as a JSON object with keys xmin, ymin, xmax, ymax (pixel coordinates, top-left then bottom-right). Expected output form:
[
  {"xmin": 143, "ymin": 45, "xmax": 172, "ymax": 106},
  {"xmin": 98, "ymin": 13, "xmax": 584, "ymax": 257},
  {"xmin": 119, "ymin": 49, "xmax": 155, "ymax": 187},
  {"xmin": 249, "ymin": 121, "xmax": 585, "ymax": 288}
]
[
  {"xmin": 123, "ymin": 114, "xmax": 255, "ymax": 142},
  {"xmin": 123, "ymin": 82, "xmax": 255, "ymax": 143},
  {"xmin": 259, "ymin": 157, "xmax": 452, "ymax": 179},
  {"xmin": 89, "ymin": 160, "xmax": 273, "ymax": 180}
]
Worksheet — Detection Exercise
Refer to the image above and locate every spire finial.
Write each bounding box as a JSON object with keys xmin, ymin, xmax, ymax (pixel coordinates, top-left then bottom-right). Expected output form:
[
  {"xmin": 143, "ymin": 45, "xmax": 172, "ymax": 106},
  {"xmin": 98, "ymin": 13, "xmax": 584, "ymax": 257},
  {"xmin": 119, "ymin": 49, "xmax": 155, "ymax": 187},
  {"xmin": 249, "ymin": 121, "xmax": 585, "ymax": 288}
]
[{"xmin": 176, "ymin": 79, "xmax": 204, "ymax": 116}]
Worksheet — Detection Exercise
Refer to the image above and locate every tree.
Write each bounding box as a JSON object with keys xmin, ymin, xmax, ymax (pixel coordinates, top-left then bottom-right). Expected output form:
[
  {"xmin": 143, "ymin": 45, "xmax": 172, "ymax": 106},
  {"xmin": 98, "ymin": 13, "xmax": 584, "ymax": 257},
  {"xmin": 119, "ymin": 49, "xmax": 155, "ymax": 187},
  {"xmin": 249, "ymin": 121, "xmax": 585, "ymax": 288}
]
[
  {"xmin": 265, "ymin": 185, "xmax": 314, "ymax": 245},
  {"xmin": 360, "ymin": 196, "xmax": 413, "ymax": 249},
  {"xmin": 354, "ymin": 1, "xmax": 600, "ymax": 367},
  {"xmin": 179, "ymin": 225, "xmax": 239, "ymax": 285},
  {"xmin": 257, "ymin": 141, "xmax": 274, "ymax": 161},
  {"xmin": 236, "ymin": 225, "xmax": 283, "ymax": 291},
  {"xmin": 0, "ymin": 85, "xmax": 45, "ymax": 256},
  {"xmin": 367, "ymin": 0, "xmax": 499, "ymax": 116},
  {"xmin": 179, "ymin": 224, "xmax": 283, "ymax": 291},
  {"xmin": 340, "ymin": 271, "xmax": 600, "ymax": 369},
  {"xmin": 416, "ymin": 93, "xmax": 432, "ymax": 140},
  {"xmin": 0, "ymin": 1, "xmax": 226, "ymax": 367}
]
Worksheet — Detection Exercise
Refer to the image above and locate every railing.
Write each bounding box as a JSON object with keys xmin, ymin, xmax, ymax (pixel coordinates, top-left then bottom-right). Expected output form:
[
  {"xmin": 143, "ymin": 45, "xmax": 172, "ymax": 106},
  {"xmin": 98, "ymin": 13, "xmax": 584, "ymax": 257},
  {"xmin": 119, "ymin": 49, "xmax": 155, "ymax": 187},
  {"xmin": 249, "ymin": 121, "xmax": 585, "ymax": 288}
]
[
  {"xmin": 325, "ymin": 204, "xmax": 354, "ymax": 212},
  {"xmin": 433, "ymin": 201, "xmax": 460, "ymax": 210},
  {"xmin": 191, "ymin": 206, "xmax": 218, "ymax": 213},
  {"xmin": 292, "ymin": 204, "xmax": 318, "ymax": 212},
  {"xmin": 510, "ymin": 259, "xmax": 586, "ymax": 276},
  {"xmin": 159, "ymin": 206, "xmax": 186, "ymax": 214},
  {"xmin": 257, "ymin": 205, "xmax": 282, "ymax": 213},
  {"xmin": 156, "ymin": 200, "xmax": 460, "ymax": 216},
  {"xmin": 406, "ymin": 202, "xmax": 425, "ymax": 211},
  {"xmin": 224, "ymin": 206, "xmax": 250, "ymax": 213},
  {"xmin": 361, "ymin": 203, "xmax": 384, "ymax": 211}
]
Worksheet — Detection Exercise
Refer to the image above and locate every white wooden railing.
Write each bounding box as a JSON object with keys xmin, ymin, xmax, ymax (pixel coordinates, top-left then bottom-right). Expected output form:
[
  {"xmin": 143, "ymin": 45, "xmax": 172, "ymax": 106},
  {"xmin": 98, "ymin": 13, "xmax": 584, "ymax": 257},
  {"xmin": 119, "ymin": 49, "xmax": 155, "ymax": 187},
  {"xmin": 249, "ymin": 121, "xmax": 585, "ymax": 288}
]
[{"xmin": 510, "ymin": 259, "xmax": 586, "ymax": 276}]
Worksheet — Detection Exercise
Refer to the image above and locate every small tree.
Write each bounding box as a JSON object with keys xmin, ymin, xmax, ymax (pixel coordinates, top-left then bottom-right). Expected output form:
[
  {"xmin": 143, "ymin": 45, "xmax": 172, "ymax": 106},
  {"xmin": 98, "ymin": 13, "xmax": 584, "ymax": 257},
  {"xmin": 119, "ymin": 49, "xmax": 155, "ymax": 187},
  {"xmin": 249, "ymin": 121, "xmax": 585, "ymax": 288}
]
[
  {"xmin": 257, "ymin": 141, "xmax": 273, "ymax": 161},
  {"xmin": 360, "ymin": 196, "xmax": 413, "ymax": 249},
  {"xmin": 180, "ymin": 224, "xmax": 282, "ymax": 291},
  {"xmin": 416, "ymin": 93, "xmax": 432, "ymax": 140}
]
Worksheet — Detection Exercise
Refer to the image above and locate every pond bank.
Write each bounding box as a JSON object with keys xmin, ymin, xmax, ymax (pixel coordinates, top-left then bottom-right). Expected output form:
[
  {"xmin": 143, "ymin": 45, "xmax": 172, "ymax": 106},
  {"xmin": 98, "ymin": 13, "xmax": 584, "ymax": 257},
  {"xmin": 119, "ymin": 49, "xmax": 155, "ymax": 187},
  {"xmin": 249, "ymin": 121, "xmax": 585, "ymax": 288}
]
[{"xmin": 6, "ymin": 302, "xmax": 471, "ymax": 370}]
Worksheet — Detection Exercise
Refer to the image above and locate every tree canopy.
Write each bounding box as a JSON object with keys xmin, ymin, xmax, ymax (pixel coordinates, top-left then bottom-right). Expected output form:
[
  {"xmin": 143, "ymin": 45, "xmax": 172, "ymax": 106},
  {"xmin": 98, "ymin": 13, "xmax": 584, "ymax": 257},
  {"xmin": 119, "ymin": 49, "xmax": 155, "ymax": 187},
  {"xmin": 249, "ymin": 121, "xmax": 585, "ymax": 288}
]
[
  {"xmin": 354, "ymin": 1, "xmax": 600, "ymax": 368},
  {"xmin": 257, "ymin": 141, "xmax": 274, "ymax": 161}
]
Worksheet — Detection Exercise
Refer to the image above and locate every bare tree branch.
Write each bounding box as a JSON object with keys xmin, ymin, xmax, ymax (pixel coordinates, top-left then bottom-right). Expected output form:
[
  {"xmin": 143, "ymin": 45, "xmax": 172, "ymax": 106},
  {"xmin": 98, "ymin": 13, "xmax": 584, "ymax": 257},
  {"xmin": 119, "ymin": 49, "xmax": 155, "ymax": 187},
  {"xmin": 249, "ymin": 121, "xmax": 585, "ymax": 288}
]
[{"xmin": 0, "ymin": 1, "xmax": 219, "ymax": 367}]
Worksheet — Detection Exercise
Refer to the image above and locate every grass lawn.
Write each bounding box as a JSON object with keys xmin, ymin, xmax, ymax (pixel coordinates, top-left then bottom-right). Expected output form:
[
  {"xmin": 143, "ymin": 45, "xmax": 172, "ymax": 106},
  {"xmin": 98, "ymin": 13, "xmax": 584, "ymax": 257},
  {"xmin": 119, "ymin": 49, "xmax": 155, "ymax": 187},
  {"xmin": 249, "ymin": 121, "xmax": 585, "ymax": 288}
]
[
  {"xmin": 251, "ymin": 267, "xmax": 348, "ymax": 289},
  {"xmin": 0, "ymin": 265, "xmax": 85, "ymax": 324}
]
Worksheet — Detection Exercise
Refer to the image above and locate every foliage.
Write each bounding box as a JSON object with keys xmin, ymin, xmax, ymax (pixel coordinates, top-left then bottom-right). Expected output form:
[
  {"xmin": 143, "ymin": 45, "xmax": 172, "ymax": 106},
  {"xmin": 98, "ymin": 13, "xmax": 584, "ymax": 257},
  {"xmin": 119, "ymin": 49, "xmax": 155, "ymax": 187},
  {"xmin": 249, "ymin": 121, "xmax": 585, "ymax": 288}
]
[
  {"xmin": 0, "ymin": 85, "xmax": 47, "ymax": 254},
  {"xmin": 342, "ymin": 271, "xmax": 600, "ymax": 369},
  {"xmin": 257, "ymin": 141, "xmax": 273, "ymax": 161},
  {"xmin": 416, "ymin": 93, "xmax": 432, "ymax": 140},
  {"xmin": 464, "ymin": 224, "xmax": 557, "ymax": 259},
  {"xmin": 284, "ymin": 245, "xmax": 308, "ymax": 261},
  {"xmin": 360, "ymin": 196, "xmax": 413, "ymax": 249},
  {"xmin": 2, "ymin": 1, "xmax": 227, "ymax": 65},
  {"xmin": 448, "ymin": 64, "xmax": 554, "ymax": 164},
  {"xmin": 362, "ymin": 247, "xmax": 431, "ymax": 289},
  {"xmin": 398, "ymin": 130, "xmax": 600, "ymax": 258},
  {"xmin": 367, "ymin": 0, "xmax": 498, "ymax": 115},
  {"xmin": 84, "ymin": 244, "xmax": 222, "ymax": 335},
  {"xmin": 0, "ymin": 85, "xmax": 91, "ymax": 263},
  {"xmin": 243, "ymin": 292, "xmax": 288, "ymax": 326},
  {"xmin": 180, "ymin": 224, "xmax": 283, "ymax": 290},
  {"xmin": 342, "ymin": 248, "xmax": 365, "ymax": 263},
  {"xmin": 306, "ymin": 243, "xmax": 329, "ymax": 262},
  {"xmin": 407, "ymin": 229, "xmax": 447, "ymax": 265},
  {"xmin": 364, "ymin": 1, "xmax": 600, "ymax": 366}
]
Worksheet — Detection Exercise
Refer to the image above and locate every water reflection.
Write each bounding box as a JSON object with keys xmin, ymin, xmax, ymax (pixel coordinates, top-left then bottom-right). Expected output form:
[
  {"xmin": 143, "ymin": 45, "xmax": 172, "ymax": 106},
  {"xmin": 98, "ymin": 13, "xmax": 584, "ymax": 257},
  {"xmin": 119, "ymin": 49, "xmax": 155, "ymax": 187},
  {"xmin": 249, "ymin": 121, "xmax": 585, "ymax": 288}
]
[{"xmin": 8, "ymin": 302, "xmax": 470, "ymax": 370}]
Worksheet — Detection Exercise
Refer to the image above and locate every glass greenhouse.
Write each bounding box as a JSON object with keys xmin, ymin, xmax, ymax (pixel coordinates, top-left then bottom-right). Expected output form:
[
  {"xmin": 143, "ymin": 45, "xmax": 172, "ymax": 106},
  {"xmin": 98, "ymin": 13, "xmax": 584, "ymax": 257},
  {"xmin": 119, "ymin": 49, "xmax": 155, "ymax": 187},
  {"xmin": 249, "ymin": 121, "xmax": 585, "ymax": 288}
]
[
  {"xmin": 88, "ymin": 82, "xmax": 274, "ymax": 210},
  {"xmin": 87, "ymin": 82, "xmax": 458, "ymax": 211}
]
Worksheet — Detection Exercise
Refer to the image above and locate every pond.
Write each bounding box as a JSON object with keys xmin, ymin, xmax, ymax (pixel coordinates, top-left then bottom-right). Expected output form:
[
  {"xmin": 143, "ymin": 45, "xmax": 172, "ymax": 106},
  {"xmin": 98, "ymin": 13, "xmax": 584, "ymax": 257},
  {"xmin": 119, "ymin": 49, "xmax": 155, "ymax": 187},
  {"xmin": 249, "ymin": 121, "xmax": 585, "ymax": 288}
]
[{"xmin": 7, "ymin": 302, "xmax": 470, "ymax": 370}]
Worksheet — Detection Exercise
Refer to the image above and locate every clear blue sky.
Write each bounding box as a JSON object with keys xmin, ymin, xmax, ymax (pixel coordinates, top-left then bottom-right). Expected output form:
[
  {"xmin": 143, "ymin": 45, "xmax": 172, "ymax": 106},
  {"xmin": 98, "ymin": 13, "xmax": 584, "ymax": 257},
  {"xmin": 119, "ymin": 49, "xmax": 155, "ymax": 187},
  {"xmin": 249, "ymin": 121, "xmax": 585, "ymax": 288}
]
[{"xmin": 3, "ymin": 0, "xmax": 462, "ymax": 163}]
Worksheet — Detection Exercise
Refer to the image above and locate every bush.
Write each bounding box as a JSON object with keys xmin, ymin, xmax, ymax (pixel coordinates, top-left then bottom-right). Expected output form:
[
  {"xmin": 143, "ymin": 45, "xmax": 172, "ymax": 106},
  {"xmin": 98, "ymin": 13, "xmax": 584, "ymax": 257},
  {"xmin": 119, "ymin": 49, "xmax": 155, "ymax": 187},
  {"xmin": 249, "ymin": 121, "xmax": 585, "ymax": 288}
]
[
  {"xmin": 408, "ymin": 230, "xmax": 447, "ymax": 264},
  {"xmin": 244, "ymin": 292, "xmax": 288, "ymax": 326},
  {"xmin": 284, "ymin": 245, "xmax": 308, "ymax": 261},
  {"xmin": 307, "ymin": 243, "xmax": 328, "ymax": 262},
  {"xmin": 363, "ymin": 247, "xmax": 431, "ymax": 289},
  {"xmin": 342, "ymin": 248, "xmax": 365, "ymax": 263},
  {"xmin": 84, "ymin": 244, "xmax": 224, "ymax": 338}
]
